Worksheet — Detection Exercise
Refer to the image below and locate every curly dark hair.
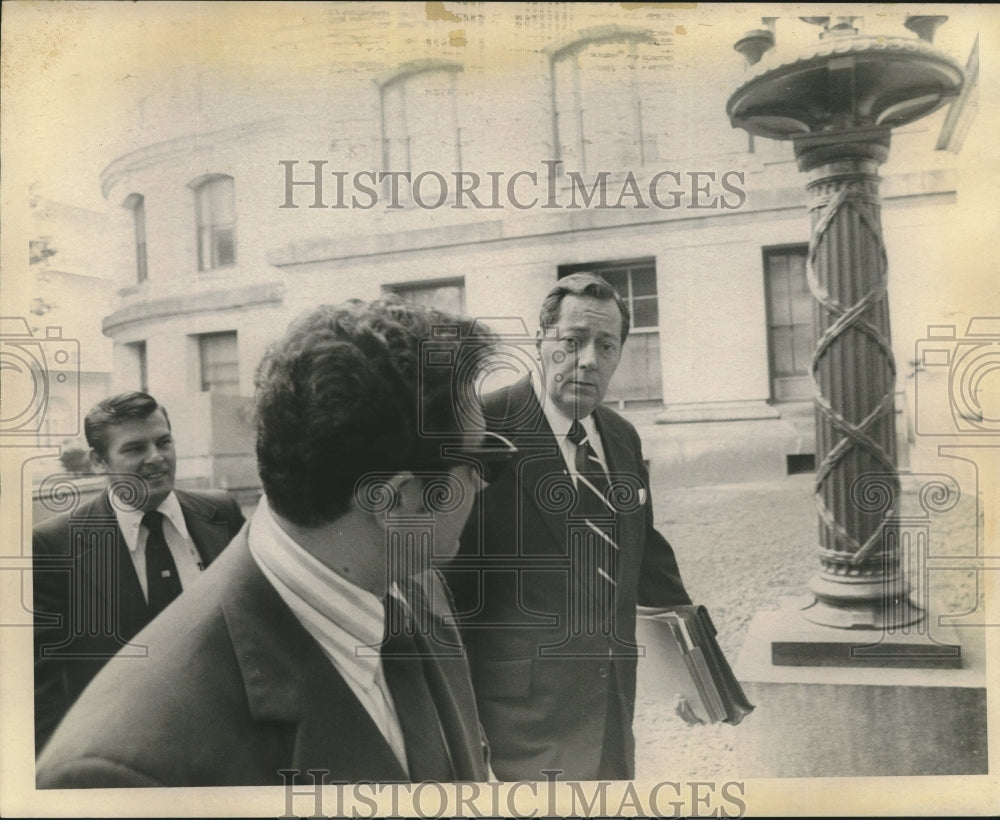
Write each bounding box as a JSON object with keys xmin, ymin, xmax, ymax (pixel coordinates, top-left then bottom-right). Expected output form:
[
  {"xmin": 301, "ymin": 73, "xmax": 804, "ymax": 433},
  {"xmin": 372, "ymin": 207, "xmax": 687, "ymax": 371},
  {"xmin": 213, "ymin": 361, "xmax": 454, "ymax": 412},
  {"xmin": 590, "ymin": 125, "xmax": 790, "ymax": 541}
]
[{"xmin": 253, "ymin": 297, "xmax": 495, "ymax": 527}]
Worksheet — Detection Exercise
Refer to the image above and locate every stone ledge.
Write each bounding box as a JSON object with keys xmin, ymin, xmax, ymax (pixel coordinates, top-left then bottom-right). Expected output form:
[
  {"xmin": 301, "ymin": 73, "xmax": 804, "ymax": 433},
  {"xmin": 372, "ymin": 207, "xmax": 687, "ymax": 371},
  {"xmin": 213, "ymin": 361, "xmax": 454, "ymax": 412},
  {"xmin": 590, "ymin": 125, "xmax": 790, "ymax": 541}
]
[{"xmin": 655, "ymin": 400, "xmax": 781, "ymax": 424}]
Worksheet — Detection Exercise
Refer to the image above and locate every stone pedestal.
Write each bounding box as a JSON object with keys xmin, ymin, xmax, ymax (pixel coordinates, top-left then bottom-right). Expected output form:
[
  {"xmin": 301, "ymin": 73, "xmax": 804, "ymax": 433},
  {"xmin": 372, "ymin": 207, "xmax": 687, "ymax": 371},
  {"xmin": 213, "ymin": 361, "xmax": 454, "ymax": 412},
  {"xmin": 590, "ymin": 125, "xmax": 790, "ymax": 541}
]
[{"xmin": 733, "ymin": 609, "xmax": 988, "ymax": 777}]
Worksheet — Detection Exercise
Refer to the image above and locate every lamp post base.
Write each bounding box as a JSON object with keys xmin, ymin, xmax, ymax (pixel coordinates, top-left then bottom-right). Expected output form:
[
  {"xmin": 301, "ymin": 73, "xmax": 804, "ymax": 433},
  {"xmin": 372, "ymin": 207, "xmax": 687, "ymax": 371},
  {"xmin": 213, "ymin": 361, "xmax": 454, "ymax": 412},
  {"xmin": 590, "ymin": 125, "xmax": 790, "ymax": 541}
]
[{"xmin": 733, "ymin": 608, "xmax": 985, "ymax": 778}]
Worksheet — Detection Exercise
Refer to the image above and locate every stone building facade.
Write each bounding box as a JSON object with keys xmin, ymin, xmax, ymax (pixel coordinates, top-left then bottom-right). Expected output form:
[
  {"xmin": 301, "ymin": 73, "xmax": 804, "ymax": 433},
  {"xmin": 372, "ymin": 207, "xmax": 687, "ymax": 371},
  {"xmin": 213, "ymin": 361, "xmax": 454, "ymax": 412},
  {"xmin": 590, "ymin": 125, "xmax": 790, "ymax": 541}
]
[{"xmin": 96, "ymin": 5, "xmax": 983, "ymax": 494}]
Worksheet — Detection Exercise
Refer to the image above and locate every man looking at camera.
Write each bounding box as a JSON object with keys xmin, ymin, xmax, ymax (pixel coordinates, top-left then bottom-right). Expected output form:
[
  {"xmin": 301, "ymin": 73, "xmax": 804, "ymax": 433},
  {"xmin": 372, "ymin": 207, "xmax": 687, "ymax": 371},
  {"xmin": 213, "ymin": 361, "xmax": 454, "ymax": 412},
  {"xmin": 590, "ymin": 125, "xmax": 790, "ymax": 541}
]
[
  {"xmin": 37, "ymin": 299, "xmax": 506, "ymax": 787},
  {"xmin": 447, "ymin": 272, "xmax": 691, "ymax": 781}
]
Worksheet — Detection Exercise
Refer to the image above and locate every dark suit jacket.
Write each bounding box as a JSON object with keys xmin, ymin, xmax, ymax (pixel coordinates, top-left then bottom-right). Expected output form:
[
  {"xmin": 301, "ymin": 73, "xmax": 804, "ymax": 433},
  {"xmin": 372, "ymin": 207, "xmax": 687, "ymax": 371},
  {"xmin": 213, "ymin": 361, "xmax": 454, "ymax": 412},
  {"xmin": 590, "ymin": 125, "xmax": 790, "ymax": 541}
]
[
  {"xmin": 32, "ymin": 487, "xmax": 245, "ymax": 754},
  {"xmin": 445, "ymin": 377, "xmax": 690, "ymax": 781},
  {"xmin": 35, "ymin": 529, "xmax": 491, "ymax": 787}
]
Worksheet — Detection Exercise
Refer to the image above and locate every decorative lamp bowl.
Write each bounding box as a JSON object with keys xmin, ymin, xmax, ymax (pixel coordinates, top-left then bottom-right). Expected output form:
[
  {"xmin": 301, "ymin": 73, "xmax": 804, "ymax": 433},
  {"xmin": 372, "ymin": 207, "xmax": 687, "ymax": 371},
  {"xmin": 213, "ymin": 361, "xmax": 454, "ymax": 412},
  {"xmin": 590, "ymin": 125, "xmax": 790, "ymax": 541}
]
[{"xmin": 727, "ymin": 34, "xmax": 964, "ymax": 140}]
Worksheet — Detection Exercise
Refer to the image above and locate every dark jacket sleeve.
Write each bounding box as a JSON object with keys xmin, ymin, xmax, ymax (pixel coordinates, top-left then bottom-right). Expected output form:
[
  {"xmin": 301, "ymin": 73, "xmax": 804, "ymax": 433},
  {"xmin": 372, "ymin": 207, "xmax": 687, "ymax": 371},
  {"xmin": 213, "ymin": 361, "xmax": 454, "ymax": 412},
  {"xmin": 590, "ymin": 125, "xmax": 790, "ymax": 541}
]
[
  {"xmin": 630, "ymin": 425, "xmax": 692, "ymax": 607},
  {"xmin": 32, "ymin": 522, "xmax": 73, "ymax": 755}
]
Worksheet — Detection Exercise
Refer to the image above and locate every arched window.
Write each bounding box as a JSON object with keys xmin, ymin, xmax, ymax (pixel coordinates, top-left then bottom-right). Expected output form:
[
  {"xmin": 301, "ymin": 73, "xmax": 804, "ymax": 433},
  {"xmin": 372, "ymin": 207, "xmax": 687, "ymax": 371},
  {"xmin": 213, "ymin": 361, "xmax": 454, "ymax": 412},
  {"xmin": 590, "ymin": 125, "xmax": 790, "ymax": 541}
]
[
  {"xmin": 378, "ymin": 60, "xmax": 463, "ymax": 176},
  {"xmin": 191, "ymin": 175, "xmax": 235, "ymax": 271},
  {"xmin": 550, "ymin": 27, "xmax": 659, "ymax": 173}
]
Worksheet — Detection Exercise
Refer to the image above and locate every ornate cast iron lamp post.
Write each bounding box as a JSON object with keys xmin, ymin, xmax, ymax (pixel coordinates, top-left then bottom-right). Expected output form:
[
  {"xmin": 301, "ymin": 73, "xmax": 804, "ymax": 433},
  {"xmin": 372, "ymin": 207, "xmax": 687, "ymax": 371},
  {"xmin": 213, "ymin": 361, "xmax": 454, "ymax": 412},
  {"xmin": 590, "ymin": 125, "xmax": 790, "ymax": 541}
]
[{"xmin": 727, "ymin": 17, "xmax": 964, "ymax": 632}]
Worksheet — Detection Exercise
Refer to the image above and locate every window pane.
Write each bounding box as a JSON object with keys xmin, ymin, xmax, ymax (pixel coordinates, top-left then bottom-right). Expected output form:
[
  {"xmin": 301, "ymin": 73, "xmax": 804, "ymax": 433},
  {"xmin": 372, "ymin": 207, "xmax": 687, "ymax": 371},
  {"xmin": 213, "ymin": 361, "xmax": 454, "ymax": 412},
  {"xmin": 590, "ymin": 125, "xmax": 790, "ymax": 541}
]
[
  {"xmin": 768, "ymin": 265, "xmax": 791, "ymax": 325},
  {"xmin": 196, "ymin": 185, "xmax": 211, "ymax": 228},
  {"xmin": 210, "ymin": 177, "xmax": 235, "ymax": 222},
  {"xmin": 790, "ymin": 266, "xmax": 813, "ymax": 324},
  {"xmin": 214, "ymin": 228, "xmax": 235, "ymax": 267},
  {"xmin": 631, "ymin": 296, "xmax": 658, "ymax": 329},
  {"xmin": 195, "ymin": 177, "xmax": 235, "ymax": 269},
  {"xmin": 771, "ymin": 326, "xmax": 795, "ymax": 374},
  {"xmin": 630, "ymin": 267, "xmax": 656, "ymax": 297},
  {"xmin": 198, "ymin": 227, "xmax": 211, "ymax": 271},
  {"xmin": 391, "ymin": 280, "xmax": 465, "ymax": 314},
  {"xmin": 200, "ymin": 332, "xmax": 239, "ymax": 394},
  {"xmin": 765, "ymin": 246, "xmax": 813, "ymax": 391},
  {"xmin": 792, "ymin": 325, "xmax": 813, "ymax": 372}
]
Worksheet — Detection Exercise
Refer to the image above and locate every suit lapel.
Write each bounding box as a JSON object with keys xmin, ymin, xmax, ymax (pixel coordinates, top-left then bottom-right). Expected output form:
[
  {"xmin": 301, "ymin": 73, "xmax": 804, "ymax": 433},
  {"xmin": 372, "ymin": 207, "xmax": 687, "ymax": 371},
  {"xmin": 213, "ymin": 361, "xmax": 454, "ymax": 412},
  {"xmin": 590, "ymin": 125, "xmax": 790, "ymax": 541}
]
[
  {"xmin": 77, "ymin": 490, "xmax": 151, "ymax": 636},
  {"xmin": 176, "ymin": 490, "xmax": 233, "ymax": 564},
  {"xmin": 497, "ymin": 379, "xmax": 576, "ymax": 551},
  {"xmin": 407, "ymin": 573, "xmax": 489, "ymax": 781},
  {"xmin": 593, "ymin": 407, "xmax": 641, "ymax": 554},
  {"xmin": 220, "ymin": 537, "xmax": 407, "ymax": 781}
]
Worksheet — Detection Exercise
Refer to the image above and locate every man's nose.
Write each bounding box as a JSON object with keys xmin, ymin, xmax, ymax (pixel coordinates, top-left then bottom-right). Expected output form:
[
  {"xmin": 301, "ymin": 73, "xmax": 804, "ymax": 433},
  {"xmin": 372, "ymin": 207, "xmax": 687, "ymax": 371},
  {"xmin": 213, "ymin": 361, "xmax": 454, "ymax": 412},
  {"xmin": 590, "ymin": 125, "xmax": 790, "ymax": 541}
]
[{"xmin": 576, "ymin": 340, "xmax": 598, "ymax": 368}]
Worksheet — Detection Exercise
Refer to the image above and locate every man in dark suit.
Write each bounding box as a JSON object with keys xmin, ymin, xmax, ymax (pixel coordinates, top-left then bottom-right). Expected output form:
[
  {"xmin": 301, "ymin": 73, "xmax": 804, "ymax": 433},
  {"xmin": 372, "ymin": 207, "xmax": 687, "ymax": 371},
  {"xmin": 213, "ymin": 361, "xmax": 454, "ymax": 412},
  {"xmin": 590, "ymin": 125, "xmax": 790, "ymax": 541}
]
[
  {"xmin": 36, "ymin": 298, "xmax": 504, "ymax": 787},
  {"xmin": 446, "ymin": 272, "xmax": 691, "ymax": 781},
  {"xmin": 33, "ymin": 391, "xmax": 245, "ymax": 754}
]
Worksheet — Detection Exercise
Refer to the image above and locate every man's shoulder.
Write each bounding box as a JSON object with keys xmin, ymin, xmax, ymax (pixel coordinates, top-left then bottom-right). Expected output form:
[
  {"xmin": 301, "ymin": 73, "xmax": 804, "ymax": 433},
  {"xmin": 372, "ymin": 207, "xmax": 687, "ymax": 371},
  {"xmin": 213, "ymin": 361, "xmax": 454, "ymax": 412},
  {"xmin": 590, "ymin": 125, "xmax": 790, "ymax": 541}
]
[
  {"xmin": 595, "ymin": 403, "xmax": 638, "ymax": 437},
  {"xmin": 176, "ymin": 488, "xmax": 242, "ymax": 517},
  {"xmin": 35, "ymin": 553, "xmax": 244, "ymax": 786},
  {"xmin": 32, "ymin": 492, "xmax": 109, "ymax": 541}
]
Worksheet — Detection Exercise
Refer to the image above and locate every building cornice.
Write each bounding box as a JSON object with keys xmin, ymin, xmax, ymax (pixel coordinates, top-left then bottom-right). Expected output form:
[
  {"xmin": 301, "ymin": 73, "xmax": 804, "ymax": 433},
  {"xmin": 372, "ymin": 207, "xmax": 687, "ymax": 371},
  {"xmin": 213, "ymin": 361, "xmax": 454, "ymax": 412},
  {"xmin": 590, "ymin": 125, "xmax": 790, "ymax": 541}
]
[
  {"xmin": 103, "ymin": 281, "xmax": 283, "ymax": 337},
  {"xmin": 99, "ymin": 117, "xmax": 289, "ymax": 201}
]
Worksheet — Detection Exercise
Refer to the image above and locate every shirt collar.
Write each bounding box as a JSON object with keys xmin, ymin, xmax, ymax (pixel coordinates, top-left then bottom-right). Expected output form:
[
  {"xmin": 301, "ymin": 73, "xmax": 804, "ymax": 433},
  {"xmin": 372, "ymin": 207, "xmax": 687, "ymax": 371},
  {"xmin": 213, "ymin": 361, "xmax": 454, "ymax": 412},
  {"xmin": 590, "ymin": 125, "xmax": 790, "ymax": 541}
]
[
  {"xmin": 247, "ymin": 498, "xmax": 385, "ymax": 690},
  {"xmin": 112, "ymin": 489, "xmax": 189, "ymax": 553}
]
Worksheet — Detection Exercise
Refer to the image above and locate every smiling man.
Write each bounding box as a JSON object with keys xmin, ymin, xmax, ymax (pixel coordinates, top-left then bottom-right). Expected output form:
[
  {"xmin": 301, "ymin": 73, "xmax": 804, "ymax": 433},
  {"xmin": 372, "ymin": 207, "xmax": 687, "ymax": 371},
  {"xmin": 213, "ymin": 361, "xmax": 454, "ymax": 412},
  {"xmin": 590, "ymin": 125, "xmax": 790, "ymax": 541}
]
[
  {"xmin": 446, "ymin": 272, "xmax": 691, "ymax": 781},
  {"xmin": 32, "ymin": 392, "xmax": 245, "ymax": 754}
]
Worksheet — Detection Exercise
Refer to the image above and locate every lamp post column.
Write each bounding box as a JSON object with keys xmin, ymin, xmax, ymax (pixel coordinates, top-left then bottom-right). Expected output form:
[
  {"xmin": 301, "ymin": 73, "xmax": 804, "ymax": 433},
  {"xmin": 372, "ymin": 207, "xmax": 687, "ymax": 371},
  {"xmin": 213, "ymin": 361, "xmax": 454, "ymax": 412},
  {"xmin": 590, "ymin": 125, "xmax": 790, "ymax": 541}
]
[{"xmin": 793, "ymin": 129, "xmax": 919, "ymax": 629}]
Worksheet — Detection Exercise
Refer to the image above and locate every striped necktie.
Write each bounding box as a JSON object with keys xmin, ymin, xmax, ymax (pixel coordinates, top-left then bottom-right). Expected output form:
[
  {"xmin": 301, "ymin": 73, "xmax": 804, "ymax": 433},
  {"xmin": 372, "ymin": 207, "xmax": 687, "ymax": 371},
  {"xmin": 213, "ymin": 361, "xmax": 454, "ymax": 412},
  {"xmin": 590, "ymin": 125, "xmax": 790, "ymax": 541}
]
[{"xmin": 568, "ymin": 419, "xmax": 618, "ymax": 591}]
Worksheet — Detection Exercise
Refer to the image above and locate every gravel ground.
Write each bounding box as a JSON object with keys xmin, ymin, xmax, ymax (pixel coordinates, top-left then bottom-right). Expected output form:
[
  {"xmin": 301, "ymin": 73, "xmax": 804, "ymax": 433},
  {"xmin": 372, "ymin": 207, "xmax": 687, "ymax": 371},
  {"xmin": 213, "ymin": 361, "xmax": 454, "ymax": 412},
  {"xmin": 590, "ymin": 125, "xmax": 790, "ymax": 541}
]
[{"xmin": 631, "ymin": 450, "xmax": 984, "ymax": 781}]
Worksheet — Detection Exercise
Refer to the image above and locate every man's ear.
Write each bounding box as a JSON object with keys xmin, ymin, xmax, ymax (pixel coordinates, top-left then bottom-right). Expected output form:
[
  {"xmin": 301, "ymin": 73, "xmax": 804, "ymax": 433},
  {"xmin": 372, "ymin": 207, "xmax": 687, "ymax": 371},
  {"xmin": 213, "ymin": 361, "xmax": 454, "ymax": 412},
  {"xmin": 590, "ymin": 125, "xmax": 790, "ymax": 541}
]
[
  {"xmin": 354, "ymin": 471, "xmax": 425, "ymax": 521},
  {"xmin": 88, "ymin": 449, "xmax": 109, "ymax": 474},
  {"xmin": 391, "ymin": 471, "xmax": 425, "ymax": 515}
]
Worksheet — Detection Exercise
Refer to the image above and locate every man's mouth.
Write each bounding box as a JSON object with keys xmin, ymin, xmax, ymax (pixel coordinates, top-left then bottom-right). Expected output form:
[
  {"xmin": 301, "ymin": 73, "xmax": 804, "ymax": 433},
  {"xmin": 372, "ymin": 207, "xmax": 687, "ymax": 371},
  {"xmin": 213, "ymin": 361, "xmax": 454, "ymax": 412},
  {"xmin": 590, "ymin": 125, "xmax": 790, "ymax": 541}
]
[{"xmin": 143, "ymin": 470, "xmax": 169, "ymax": 481}]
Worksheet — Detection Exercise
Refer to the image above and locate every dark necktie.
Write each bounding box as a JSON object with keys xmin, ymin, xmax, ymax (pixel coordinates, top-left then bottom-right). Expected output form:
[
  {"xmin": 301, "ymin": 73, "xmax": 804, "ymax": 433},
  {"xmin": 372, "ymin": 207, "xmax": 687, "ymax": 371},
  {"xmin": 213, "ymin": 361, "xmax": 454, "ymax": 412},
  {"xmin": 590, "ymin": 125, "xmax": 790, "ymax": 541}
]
[
  {"xmin": 142, "ymin": 510, "xmax": 182, "ymax": 617},
  {"xmin": 381, "ymin": 592, "xmax": 453, "ymax": 782},
  {"xmin": 568, "ymin": 419, "xmax": 618, "ymax": 591}
]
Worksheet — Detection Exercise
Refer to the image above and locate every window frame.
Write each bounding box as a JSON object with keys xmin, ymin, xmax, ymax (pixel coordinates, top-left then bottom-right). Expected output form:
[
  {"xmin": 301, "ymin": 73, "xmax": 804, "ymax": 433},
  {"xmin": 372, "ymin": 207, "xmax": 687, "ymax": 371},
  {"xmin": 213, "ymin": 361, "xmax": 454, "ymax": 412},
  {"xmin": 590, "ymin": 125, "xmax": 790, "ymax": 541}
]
[
  {"xmin": 197, "ymin": 330, "xmax": 240, "ymax": 395},
  {"xmin": 191, "ymin": 175, "xmax": 236, "ymax": 272}
]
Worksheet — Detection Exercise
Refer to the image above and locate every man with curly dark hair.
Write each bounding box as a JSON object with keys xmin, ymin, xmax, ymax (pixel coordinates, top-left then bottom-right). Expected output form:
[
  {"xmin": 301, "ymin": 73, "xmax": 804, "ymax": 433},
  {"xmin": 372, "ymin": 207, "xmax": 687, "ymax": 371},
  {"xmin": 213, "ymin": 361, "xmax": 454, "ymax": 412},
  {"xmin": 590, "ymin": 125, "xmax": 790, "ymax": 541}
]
[{"xmin": 37, "ymin": 298, "xmax": 508, "ymax": 788}]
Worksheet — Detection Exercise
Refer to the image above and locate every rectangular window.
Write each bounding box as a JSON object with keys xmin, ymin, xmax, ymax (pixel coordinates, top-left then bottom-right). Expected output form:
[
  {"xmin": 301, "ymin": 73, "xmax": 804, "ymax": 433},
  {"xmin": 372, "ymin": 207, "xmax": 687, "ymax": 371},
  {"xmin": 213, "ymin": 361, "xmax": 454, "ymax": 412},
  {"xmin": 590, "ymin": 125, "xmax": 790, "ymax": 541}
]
[
  {"xmin": 198, "ymin": 331, "xmax": 239, "ymax": 394},
  {"xmin": 379, "ymin": 63, "xmax": 463, "ymax": 199},
  {"xmin": 384, "ymin": 278, "xmax": 466, "ymax": 315},
  {"xmin": 560, "ymin": 257, "xmax": 658, "ymax": 330},
  {"xmin": 195, "ymin": 177, "xmax": 236, "ymax": 271},
  {"xmin": 764, "ymin": 246, "xmax": 814, "ymax": 401}
]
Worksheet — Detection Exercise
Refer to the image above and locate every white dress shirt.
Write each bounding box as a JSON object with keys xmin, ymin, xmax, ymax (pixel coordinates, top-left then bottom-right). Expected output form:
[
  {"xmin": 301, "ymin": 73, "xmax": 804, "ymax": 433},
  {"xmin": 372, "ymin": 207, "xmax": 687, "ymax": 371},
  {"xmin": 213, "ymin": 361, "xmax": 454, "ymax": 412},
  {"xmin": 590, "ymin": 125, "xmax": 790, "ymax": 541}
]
[
  {"xmin": 246, "ymin": 498, "xmax": 409, "ymax": 770},
  {"xmin": 112, "ymin": 490, "xmax": 204, "ymax": 600}
]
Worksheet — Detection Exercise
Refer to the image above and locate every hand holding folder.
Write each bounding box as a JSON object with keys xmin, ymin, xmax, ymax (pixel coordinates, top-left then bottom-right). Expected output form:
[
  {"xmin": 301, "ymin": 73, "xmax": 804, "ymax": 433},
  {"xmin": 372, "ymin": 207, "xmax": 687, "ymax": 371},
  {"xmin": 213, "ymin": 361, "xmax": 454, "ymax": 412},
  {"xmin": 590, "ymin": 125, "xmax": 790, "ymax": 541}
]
[{"xmin": 636, "ymin": 605, "xmax": 755, "ymax": 726}]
